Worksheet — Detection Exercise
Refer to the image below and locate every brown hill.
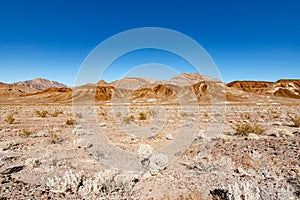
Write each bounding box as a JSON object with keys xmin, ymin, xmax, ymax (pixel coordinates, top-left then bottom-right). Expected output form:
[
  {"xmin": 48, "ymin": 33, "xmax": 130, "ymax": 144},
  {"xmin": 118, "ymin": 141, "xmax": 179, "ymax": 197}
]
[
  {"xmin": 1, "ymin": 74, "xmax": 300, "ymax": 104},
  {"xmin": 227, "ymin": 79, "xmax": 300, "ymax": 99}
]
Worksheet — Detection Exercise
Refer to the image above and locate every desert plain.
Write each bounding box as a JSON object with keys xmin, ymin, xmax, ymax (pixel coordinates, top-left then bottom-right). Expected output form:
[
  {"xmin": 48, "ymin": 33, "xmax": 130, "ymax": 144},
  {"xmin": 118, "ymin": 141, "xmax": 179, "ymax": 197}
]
[{"xmin": 0, "ymin": 73, "xmax": 299, "ymax": 199}]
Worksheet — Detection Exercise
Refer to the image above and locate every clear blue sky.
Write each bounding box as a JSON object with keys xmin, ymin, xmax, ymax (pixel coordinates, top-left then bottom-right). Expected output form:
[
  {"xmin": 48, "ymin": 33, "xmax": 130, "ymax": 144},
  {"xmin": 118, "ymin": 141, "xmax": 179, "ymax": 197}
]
[{"xmin": 0, "ymin": 0, "xmax": 299, "ymax": 86}]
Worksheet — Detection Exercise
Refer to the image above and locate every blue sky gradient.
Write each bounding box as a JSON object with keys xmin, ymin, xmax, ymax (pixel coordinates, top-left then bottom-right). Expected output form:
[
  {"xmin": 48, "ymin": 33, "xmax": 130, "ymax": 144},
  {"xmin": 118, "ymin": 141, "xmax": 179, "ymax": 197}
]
[{"xmin": 0, "ymin": 0, "xmax": 299, "ymax": 85}]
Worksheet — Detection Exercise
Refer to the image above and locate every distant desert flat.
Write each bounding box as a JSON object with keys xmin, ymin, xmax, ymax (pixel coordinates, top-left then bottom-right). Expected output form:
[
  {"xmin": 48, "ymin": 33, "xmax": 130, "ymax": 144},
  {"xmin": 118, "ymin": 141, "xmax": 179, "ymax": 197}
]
[{"xmin": 0, "ymin": 73, "xmax": 299, "ymax": 199}]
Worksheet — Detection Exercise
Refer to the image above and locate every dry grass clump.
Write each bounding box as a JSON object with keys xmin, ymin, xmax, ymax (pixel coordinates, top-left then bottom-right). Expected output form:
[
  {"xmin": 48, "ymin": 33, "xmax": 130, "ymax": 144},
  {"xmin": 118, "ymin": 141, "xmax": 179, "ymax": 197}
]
[
  {"xmin": 35, "ymin": 110, "xmax": 48, "ymax": 117},
  {"xmin": 66, "ymin": 118, "xmax": 76, "ymax": 125},
  {"xmin": 139, "ymin": 112, "xmax": 147, "ymax": 120},
  {"xmin": 21, "ymin": 129, "xmax": 33, "ymax": 137},
  {"xmin": 75, "ymin": 112, "xmax": 83, "ymax": 118},
  {"xmin": 148, "ymin": 109, "xmax": 157, "ymax": 117},
  {"xmin": 5, "ymin": 114, "xmax": 15, "ymax": 124},
  {"xmin": 291, "ymin": 116, "xmax": 300, "ymax": 127},
  {"xmin": 123, "ymin": 115, "xmax": 135, "ymax": 124},
  {"xmin": 48, "ymin": 131, "xmax": 63, "ymax": 144},
  {"xmin": 100, "ymin": 110, "xmax": 107, "ymax": 117},
  {"xmin": 234, "ymin": 123, "xmax": 265, "ymax": 135},
  {"xmin": 116, "ymin": 111, "xmax": 121, "ymax": 117},
  {"xmin": 50, "ymin": 110, "xmax": 63, "ymax": 117},
  {"xmin": 240, "ymin": 113, "xmax": 251, "ymax": 120}
]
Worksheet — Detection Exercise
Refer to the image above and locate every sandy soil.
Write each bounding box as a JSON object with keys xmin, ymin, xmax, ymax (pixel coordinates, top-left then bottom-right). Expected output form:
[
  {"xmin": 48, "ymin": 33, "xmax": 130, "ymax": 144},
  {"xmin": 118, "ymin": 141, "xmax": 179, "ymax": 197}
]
[{"xmin": 0, "ymin": 103, "xmax": 299, "ymax": 199}]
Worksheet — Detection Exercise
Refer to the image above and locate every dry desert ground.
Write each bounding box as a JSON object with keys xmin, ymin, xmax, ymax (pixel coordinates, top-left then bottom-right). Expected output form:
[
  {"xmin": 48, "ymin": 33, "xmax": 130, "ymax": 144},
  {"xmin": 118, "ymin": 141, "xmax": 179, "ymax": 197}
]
[{"xmin": 0, "ymin": 103, "xmax": 299, "ymax": 199}]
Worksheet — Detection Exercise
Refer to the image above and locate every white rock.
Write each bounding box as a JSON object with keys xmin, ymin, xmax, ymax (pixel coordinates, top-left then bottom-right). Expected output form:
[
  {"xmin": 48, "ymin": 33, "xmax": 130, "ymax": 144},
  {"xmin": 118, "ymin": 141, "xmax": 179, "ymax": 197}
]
[
  {"xmin": 197, "ymin": 130, "xmax": 205, "ymax": 139},
  {"xmin": 138, "ymin": 144, "xmax": 153, "ymax": 157},
  {"xmin": 165, "ymin": 134, "xmax": 173, "ymax": 140},
  {"xmin": 75, "ymin": 125, "xmax": 82, "ymax": 129},
  {"xmin": 273, "ymin": 121, "xmax": 282, "ymax": 126},
  {"xmin": 247, "ymin": 133, "xmax": 260, "ymax": 140},
  {"xmin": 53, "ymin": 128, "xmax": 61, "ymax": 133},
  {"xmin": 72, "ymin": 129, "xmax": 90, "ymax": 135},
  {"xmin": 36, "ymin": 131, "xmax": 46, "ymax": 137},
  {"xmin": 74, "ymin": 138, "xmax": 93, "ymax": 148},
  {"xmin": 148, "ymin": 153, "xmax": 168, "ymax": 175},
  {"xmin": 277, "ymin": 129, "xmax": 293, "ymax": 137},
  {"xmin": 99, "ymin": 122, "xmax": 107, "ymax": 127}
]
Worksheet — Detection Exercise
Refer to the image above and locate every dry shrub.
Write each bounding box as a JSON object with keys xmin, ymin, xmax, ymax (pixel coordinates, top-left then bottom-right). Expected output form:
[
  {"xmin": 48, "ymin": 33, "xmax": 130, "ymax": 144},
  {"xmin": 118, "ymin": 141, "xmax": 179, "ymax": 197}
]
[
  {"xmin": 291, "ymin": 116, "xmax": 300, "ymax": 127},
  {"xmin": 234, "ymin": 123, "xmax": 265, "ymax": 135},
  {"xmin": 46, "ymin": 169, "xmax": 139, "ymax": 199},
  {"xmin": 75, "ymin": 112, "xmax": 83, "ymax": 118},
  {"xmin": 49, "ymin": 131, "xmax": 62, "ymax": 144},
  {"xmin": 139, "ymin": 112, "xmax": 147, "ymax": 120},
  {"xmin": 35, "ymin": 110, "xmax": 48, "ymax": 117},
  {"xmin": 5, "ymin": 114, "xmax": 15, "ymax": 124},
  {"xmin": 51, "ymin": 110, "xmax": 63, "ymax": 117},
  {"xmin": 123, "ymin": 115, "xmax": 135, "ymax": 124},
  {"xmin": 21, "ymin": 129, "xmax": 32, "ymax": 137},
  {"xmin": 66, "ymin": 118, "xmax": 76, "ymax": 125}
]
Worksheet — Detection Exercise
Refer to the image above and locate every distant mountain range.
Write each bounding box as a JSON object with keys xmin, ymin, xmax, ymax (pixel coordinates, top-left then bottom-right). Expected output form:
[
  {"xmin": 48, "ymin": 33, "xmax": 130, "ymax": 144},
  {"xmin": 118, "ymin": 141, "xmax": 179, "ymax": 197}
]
[
  {"xmin": 0, "ymin": 78, "xmax": 66, "ymax": 93},
  {"xmin": 0, "ymin": 74, "xmax": 299, "ymax": 104}
]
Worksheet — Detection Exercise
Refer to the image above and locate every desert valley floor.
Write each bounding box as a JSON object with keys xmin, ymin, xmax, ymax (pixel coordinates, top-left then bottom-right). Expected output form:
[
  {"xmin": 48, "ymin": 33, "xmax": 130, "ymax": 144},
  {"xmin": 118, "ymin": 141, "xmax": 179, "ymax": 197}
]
[
  {"xmin": 0, "ymin": 103, "xmax": 299, "ymax": 199},
  {"xmin": 0, "ymin": 74, "xmax": 300, "ymax": 199}
]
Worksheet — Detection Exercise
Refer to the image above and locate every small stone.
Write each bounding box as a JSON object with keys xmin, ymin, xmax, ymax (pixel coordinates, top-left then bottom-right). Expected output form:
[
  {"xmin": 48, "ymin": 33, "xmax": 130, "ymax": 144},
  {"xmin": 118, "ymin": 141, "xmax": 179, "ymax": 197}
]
[
  {"xmin": 247, "ymin": 133, "xmax": 260, "ymax": 140},
  {"xmin": 138, "ymin": 144, "xmax": 153, "ymax": 157},
  {"xmin": 234, "ymin": 167, "xmax": 251, "ymax": 176},
  {"xmin": 99, "ymin": 122, "xmax": 106, "ymax": 127},
  {"xmin": 165, "ymin": 134, "xmax": 173, "ymax": 140},
  {"xmin": 75, "ymin": 125, "xmax": 82, "ymax": 129},
  {"xmin": 72, "ymin": 129, "xmax": 90, "ymax": 135},
  {"xmin": 277, "ymin": 129, "xmax": 293, "ymax": 137},
  {"xmin": 36, "ymin": 131, "xmax": 46, "ymax": 137},
  {"xmin": 148, "ymin": 153, "xmax": 168, "ymax": 175},
  {"xmin": 75, "ymin": 138, "xmax": 93, "ymax": 148},
  {"xmin": 52, "ymin": 128, "xmax": 61, "ymax": 133}
]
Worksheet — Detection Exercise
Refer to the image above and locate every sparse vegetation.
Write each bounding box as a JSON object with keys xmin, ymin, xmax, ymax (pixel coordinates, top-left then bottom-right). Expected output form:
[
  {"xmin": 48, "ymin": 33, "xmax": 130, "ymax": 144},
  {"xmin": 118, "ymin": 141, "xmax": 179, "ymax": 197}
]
[
  {"xmin": 181, "ymin": 112, "xmax": 195, "ymax": 117},
  {"xmin": 273, "ymin": 114, "xmax": 280, "ymax": 119},
  {"xmin": 5, "ymin": 114, "xmax": 15, "ymax": 124},
  {"xmin": 75, "ymin": 112, "xmax": 83, "ymax": 118},
  {"xmin": 35, "ymin": 110, "xmax": 48, "ymax": 117},
  {"xmin": 100, "ymin": 110, "xmax": 107, "ymax": 117},
  {"xmin": 116, "ymin": 111, "xmax": 121, "ymax": 117},
  {"xmin": 234, "ymin": 123, "xmax": 265, "ymax": 135},
  {"xmin": 240, "ymin": 113, "xmax": 251, "ymax": 120},
  {"xmin": 148, "ymin": 109, "xmax": 157, "ymax": 117},
  {"xmin": 21, "ymin": 129, "xmax": 33, "ymax": 137},
  {"xmin": 48, "ymin": 131, "xmax": 62, "ymax": 144},
  {"xmin": 123, "ymin": 115, "xmax": 135, "ymax": 124},
  {"xmin": 203, "ymin": 112, "xmax": 209, "ymax": 118},
  {"xmin": 291, "ymin": 116, "xmax": 300, "ymax": 127},
  {"xmin": 51, "ymin": 110, "xmax": 63, "ymax": 117},
  {"xmin": 66, "ymin": 118, "xmax": 76, "ymax": 125},
  {"xmin": 139, "ymin": 112, "xmax": 147, "ymax": 120}
]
